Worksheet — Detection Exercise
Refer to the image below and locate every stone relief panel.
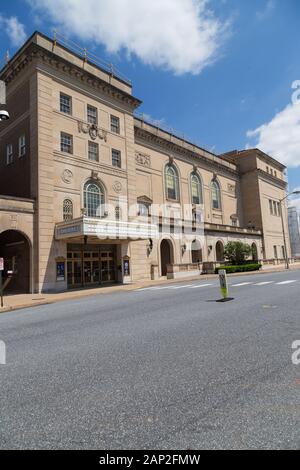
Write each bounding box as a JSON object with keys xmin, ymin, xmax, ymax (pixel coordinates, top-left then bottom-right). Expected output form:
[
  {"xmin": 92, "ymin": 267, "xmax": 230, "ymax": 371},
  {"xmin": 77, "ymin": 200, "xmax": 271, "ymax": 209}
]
[{"xmin": 135, "ymin": 151, "xmax": 151, "ymax": 168}]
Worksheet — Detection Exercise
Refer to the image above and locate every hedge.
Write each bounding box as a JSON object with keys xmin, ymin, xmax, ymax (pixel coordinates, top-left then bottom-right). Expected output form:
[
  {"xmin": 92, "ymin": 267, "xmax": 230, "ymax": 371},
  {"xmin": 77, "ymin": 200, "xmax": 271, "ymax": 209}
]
[{"xmin": 215, "ymin": 263, "xmax": 262, "ymax": 274}]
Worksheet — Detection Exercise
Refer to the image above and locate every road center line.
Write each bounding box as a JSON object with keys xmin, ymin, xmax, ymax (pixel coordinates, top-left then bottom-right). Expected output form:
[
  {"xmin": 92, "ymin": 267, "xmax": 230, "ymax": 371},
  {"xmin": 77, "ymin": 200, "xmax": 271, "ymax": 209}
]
[
  {"xmin": 231, "ymin": 282, "xmax": 253, "ymax": 287},
  {"xmin": 188, "ymin": 284, "xmax": 213, "ymax": 289},
  {"xmin": 276, "ymin": 280, "xmax": 297, "ymax": 285},
  {"xmin": 254, "ymin": 281, "xmax": 274, "ymax": 286}
]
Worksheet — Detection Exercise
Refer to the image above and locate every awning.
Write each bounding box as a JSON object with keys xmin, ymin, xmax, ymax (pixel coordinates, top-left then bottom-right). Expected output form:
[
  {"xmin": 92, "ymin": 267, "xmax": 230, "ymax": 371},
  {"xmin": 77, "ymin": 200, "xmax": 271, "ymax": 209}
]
[{"xmin": 55, "ymin": 216, "xmax": 158, "ymax": 241}]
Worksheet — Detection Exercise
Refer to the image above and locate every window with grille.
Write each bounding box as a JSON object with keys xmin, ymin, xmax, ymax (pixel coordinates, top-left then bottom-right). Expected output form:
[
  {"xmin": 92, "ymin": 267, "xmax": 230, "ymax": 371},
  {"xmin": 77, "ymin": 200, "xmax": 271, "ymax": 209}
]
[
  {"xmin": 211, "ymin": 180, "xmax": 221, "ymax": 210},
  {"xmin": 191, "ymin": 172, "xmax": 202, "ymax": 205},
  {"xmin": 60, "ymin": 132, "xmax": 73, "ymax": 154},
  {"xmin": 111, "ymin": 115, "xmax": 120, "ymax": 134},
  {"xmin": 115, "ymin": 206, "xmax": 121, "ymax": 220},
  {"xmin": 84, "ymin": 181, "xmax": 105, "ymax": 218},
  {"xmin": 63, "ymin": 199, "xmax": 73, "ymax": 221},
  {"xmin": 87, "ymin": 105, "xmax": 97, "ymax": 125},
  {"xmin": 18, "ymin": 135, "xmax": 26, "ymax": 157},
  {"xmin": 88, "ymin": 141, "xmax": 99, "ymax": 161},
  {"xmin": 60, "ymin": 93, "xmax": 72, "ymax": 114},
  {"xmin": 112, "ymin": 149, "xmax": 121, "ymax": 168},
  {"xmin": 6, "ymin": 143, "xmax": 13, "ymax": 164},
  {"xmin": 165, "ymin": 165, "xmax": 179, "ymax": 201}
]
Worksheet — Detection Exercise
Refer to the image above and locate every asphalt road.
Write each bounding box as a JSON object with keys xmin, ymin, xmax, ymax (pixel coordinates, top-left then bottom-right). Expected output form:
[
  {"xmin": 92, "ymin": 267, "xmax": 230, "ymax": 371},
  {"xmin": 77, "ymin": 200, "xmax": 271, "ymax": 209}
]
[{"xmin": 0, "ymin": 269, "xmax": 300, "ymax": 450}]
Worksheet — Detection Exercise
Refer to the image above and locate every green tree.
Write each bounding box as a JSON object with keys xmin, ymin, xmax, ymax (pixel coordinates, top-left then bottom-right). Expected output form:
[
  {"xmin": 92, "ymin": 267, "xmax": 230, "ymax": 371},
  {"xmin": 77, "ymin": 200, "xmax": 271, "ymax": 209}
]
[{"xmin": 224, "ymin": 241, "xmax": 252, "ymax": 265}]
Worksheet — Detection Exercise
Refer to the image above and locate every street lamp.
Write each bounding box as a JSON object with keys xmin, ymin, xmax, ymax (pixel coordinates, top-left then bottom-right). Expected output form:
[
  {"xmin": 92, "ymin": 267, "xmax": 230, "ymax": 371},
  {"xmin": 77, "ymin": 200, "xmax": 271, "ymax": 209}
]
[{"xmin": 280, "ymin": 190, "xmax": 300, "ymax": 269}]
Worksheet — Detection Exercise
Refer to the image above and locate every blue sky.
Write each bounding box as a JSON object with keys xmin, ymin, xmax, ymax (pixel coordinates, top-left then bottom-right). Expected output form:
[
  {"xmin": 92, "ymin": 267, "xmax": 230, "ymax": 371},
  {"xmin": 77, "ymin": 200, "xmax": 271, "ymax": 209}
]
[{"xmin": 0, "ymin": 0, "xmax": 299, "ymax": 207}]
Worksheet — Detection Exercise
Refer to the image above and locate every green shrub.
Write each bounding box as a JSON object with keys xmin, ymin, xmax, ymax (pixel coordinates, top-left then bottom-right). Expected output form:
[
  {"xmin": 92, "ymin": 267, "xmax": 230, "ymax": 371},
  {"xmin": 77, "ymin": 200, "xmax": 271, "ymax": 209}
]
[{"xmin": 215, "ymin": 263, "xmax": 262, "ymax": 274}]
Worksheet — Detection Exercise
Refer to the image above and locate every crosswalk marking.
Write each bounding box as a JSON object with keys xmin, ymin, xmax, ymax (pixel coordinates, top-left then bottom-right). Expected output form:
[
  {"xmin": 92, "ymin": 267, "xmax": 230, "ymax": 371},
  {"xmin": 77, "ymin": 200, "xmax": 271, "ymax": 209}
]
[
  {"xmin": 134, "ymin": 279, "xmax": 299, "ymax": 293},
  {"xmin": 188, "ymin": 284, "xmax": 213, "ymax": 289},
  {"xmin": 231, "ymin": 282, "xmax": 253, "ymax": 287},
  {"xmin": 276, "ymin": 280, "xmax": 297, "ymax": 285},
  {"xmin": 255, "ymin": 281, "xmax": 274, "ymax": 286}
]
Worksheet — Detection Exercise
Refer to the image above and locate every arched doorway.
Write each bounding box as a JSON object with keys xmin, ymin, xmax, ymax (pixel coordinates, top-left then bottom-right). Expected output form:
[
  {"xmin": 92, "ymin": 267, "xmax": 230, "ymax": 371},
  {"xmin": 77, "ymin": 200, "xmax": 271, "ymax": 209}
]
[
  {"xmin": 252, "ymin": 243, "xmax": 258, "ymax": 261},
  {"xmin": 216, "ymin": 241, "xmax": 224, "ymax": 262},
  {"xmin": 0, "ymin": 230, "xmax": 31, "ymax": 293},
  {"xmin": 160, "ymin": 239, "xmax": 173, "ymax": 276},
  {"xmin": 191, "ymin": 239, "xmax": 202, "ymax": 263}
]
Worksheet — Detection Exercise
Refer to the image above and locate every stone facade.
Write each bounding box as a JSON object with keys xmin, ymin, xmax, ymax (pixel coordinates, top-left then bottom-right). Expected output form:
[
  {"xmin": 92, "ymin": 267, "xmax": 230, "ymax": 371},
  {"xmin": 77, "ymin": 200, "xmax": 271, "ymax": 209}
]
[{"xmin": 0, "ymin": 32, "xmax": 291, "ymax": 293}]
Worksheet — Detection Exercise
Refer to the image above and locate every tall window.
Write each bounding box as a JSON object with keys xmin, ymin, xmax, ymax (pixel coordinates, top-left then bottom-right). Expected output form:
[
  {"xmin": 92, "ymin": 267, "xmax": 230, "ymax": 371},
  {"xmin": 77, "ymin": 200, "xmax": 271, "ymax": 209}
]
[
  {"xmin": 63, "ymin": 199, "xmax": 73, "ymax": 221},
  {"xmin": 211, "ymin": 180, "xmax": 221, "ymax": 210},
  {"xmin": 165, "ymin": 165, "xmax": 179, "ymax": 201},
  {"xmin": 190, "ymin": 172, "xmax": 202, "ymax": 205},
  {"xmin": 88, "ymin": 141, "xmax": 99, "ymax": 161},
  {"xmin": 18, "ymin": 135, "xmax": 26, "ymax": 157},
  {"xmin": 84, "ymin": 181, "xmax": 104, "ymax": 218},
  {"xmin": 115, "ymin": 206, "xmax": 121, "ymax": 220},
  {"xmin": 111, "ymin": 115, "xmax": 120, "ymax": 134},
  {"xmin": 269, "ymin": 199, "xmax": 273, "ymax": 215},
  {"xmin": 112, "ymin": 149, "xmax": 121, "ymax": 168},
  {"xmin": 6, "ymin": 143, "xmax": 13, "ymax": 165},
  {"xmin": 87, "ymin": 105, "xmax": 97, "ymax": 125},
  {"xmin": 274, "ymin": 245, "xmax": 278, "ymax": 259},
  {"xmin": 60, "ymin": 132, "xmax": 73, "ymax": 154},
  {"xmin": 60, "ymin": 93, "xmax": 72, "ymax": 114}
]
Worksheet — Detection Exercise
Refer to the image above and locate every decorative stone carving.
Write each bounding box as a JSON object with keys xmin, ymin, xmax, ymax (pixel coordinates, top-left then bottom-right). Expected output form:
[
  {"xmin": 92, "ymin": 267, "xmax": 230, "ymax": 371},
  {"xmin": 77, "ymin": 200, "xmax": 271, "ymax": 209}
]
[
  {"xmin": 78, "ymin": 121, "xmax": 108, "ymax": 142},
  {"xmin": 91, "ymin": 170, "xmax": 99, "ymax": 180},
  {"xmin": 135, "ymin": 151, "xmax": 151, "ymax": 168},
  {"xmin": 61, "ymin": 169, "xmax": 73, "ymax": 184},
  {"xmin": 228, "ymin": 183, "xmax": 236, "ymax": 193},
  {"xmin": 169, "ymin": 155, "xmax": 174, "ymax": 165},
  {"xmin": 113, "ymin": 181, "xmax": 122, "ymax": 193}
]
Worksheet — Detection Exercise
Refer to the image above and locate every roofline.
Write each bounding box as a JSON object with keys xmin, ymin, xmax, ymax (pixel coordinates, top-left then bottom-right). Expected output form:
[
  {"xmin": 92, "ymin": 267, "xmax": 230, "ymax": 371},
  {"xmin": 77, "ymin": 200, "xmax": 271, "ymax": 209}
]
[
  {"xmin": 220, "ymin": 148, "xmax": 286, "ymax": 170},
  {"xmin": 1, "ymin": 31, "xmax": 133, "ymax": 89}
]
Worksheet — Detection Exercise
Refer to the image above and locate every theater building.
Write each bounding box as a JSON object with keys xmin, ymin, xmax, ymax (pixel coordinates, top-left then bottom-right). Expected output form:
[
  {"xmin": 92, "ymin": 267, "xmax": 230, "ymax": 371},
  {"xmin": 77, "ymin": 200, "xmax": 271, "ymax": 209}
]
[{"xmin": 0, "ymin": 32, "xmax": 291, "ymax": 293}]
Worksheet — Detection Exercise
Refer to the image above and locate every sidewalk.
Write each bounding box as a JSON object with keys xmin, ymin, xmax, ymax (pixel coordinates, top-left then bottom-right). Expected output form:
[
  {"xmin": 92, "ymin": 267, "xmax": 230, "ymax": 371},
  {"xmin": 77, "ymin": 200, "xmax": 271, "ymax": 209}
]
[{"xmin": 1, "ymin": 262, "xmax": 300, "ymax": 314}]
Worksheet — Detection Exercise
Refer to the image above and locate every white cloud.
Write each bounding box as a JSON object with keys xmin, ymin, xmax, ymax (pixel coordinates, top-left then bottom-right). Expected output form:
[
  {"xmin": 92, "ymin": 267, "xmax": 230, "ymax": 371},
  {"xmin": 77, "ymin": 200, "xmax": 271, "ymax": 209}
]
[
  {"xmin": 27, "ymin": 0, "xmax": 228, "ymax": 75},
  {"xmin": 256, "ymin": 0, "xmax": 275, "ymax": 20},
  {"xmin": 247, "ymin": 101, "xmax": 300, "ymax": 168},
  {"xmin": 0, "ymin": 15, "xmax": 27, "ymax": 47}
]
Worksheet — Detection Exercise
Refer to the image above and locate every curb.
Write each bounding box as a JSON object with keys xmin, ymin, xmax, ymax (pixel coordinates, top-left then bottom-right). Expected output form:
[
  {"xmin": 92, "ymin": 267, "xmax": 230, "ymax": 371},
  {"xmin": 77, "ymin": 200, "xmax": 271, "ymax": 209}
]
[{"xmin": 1, "ymin": 265, "xmax": 300, "ymax": 314}]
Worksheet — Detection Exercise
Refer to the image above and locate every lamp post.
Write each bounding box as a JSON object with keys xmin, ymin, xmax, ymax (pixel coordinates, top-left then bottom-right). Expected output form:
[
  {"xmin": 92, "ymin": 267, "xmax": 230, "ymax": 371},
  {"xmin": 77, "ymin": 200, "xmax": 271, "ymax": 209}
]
[{"xmin": 279, "ymin": 190, "xmax": 300, "ymax": 269}]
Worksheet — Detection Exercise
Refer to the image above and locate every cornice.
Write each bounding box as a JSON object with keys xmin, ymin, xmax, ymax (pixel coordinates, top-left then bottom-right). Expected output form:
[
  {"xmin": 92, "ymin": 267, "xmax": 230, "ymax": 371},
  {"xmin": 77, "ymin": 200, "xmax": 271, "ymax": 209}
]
[
  {"xmin": 1, "ymin": 43, "xmax": 142, "ymax": 110},
  {"xmin": 135, "ymin": 127, "xmax": 238, "ymax": 178},
  {"xmin": 256, "ymin": 169, "xmax": 287, "ymax": 189}
]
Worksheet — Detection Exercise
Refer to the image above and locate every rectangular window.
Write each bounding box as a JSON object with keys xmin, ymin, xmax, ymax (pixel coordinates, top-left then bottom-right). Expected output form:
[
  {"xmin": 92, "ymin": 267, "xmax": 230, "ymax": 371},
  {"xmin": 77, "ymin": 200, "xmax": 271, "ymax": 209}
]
[
  {"xmin": 277, "ymin": 202, "xmax": 281, "ymax": 216},
  {"xmin": 274, "ymin": 170, "xmax": 277, "ymax": 178},
  {"xmin": 266, "ymin": 166, "xmax": 269, "ymax": 173},
  {"xmin": 111, "ymin": 115, "xmax": 120, "ymax": 134},
  {"xmin": 87, "ymin": 105, "xmax": 98, "ymax": 125},
  {"xmin": 88, "ymin": 141, "xmax": 99, "ymax": 161},
  {"xmin": 60, "ymin": 93, "xmax": 72, "ymax": 115},
  {"xmin": 6, "ymin": 143, "xmax": 13, "ymax": 165},
  {"xmin": 269, "ymin": 199, "xmax": 273, "ymax": 215},
  {"xmin": 273, "ymin": 200, "xmax": 277, "ymax": 216},
  {"xmin": 60, "ymin": 132, "xmax": 73, "ymax": 154},
  {"xmin": 18, "ymin": 135, "xmax": 26, "ymax": 157},
  {"xmin": 274, "ymin": 246, "xmax": 278, "ymax": 259},
  {"xmin": 112, "ymin": 149, "xmax": 121, "ymax": 168}
]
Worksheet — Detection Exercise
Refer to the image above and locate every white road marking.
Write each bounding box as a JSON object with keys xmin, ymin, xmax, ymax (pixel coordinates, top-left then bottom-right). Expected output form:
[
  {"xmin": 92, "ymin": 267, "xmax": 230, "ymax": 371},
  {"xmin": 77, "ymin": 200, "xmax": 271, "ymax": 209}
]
[
  {"xmin": 276, "ymin": 280, "xmax": 298, "ymax": 285},
  {"xmin": 188, "ymin": 284, "xmax": 214, "ymax": 289},
  {"xmin": 231, "ymin": 282, "xmax": 253, "ymax": 287},
  {"xmin": 171, "ymin": 285, "xmax": 194, "ymax": 289},
  {"xmin": 254, "ymin": 281, "xmax": 274, "ymax": 286}
]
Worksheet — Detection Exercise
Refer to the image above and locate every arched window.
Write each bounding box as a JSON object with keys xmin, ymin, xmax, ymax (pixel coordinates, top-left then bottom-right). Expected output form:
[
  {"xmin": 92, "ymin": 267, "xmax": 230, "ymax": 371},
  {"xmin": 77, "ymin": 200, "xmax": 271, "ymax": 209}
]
[
  {"xmin": 165, "ymin": 164, "xmax": 179, "ymax": 201},
  {"xmin": 191, "ymin": 172, "xmax": 202, "ymax": 205},
  {"xmin": 83, "ymin": 181, "xmax": 104, "ymax": 218},
  {"xmin": 211, "ymin": 180, "xmax": 221, "ymax": 210},
  {"xmin": 63, "ymin": 199, "xmax": 73, "ymax": 221}
]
